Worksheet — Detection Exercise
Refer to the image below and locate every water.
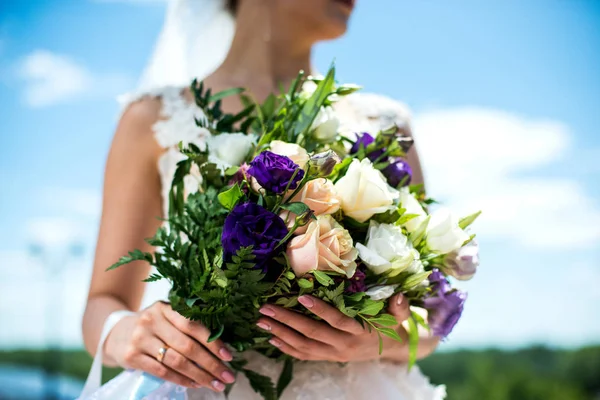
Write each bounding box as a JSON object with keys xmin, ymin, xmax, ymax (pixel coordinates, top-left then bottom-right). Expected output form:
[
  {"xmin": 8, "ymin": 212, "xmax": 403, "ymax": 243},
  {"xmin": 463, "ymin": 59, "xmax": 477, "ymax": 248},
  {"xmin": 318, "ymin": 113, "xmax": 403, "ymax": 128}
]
[{"xmin": 0, "ymin": 364, "xmax": 83, "ymax": 400}]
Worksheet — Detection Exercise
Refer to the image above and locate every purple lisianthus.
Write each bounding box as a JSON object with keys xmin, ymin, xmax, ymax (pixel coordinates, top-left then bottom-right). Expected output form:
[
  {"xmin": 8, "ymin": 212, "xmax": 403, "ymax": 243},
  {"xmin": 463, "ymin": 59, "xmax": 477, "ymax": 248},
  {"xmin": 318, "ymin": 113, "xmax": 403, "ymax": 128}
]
[
  {"xmin": 350, "ymin": 133, "xmax": 384, "ymax": 161},
  {"xmin": 382, "ymin": 157, "xmax": 412, "ymax": 188},
  {"xmin": 247, "ymin": 151, "xmax": 304, "ymax": 194},
  {"xmin": 423, "ymin": 269, "xmax": 467, "ymax": 338},
  {"xmin": 345, "ymin": 268, "xmax": 367, "ymax": 293},
  {"xmin": 222, "ymin": 202, "xmax": 289, "ymax": 269}
]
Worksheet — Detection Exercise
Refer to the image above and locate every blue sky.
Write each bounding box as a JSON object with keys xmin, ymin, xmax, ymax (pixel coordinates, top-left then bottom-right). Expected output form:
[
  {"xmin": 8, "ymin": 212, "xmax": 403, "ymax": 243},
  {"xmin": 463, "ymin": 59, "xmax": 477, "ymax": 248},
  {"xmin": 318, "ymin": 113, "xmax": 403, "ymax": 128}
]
[{"xmin": 0, "ymin": 0, "xmax": 599, "ymax": 350}]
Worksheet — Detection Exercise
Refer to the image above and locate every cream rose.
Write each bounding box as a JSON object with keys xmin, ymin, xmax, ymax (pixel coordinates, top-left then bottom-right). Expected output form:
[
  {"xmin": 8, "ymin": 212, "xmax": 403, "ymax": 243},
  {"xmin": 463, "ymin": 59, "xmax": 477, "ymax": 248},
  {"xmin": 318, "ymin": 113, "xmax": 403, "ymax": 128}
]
[
  {"xmin": 426, "ymin": 208, "xmax": 470, "ymax": 254},
  {"xmin": 286, "ymin": 215, "xmax": 358, "ymax": 278},
  {"xmin": 398, "ymin": 188, "xmax": 427, "ymax": 233},
  {"xmin": 356, "ymin": 221, "xmax": 422, "ymax": 276},
  {"xmin": 269, "ymin": 140, "xmax": 310, "ymax": 169},
  {"xmin": 335, "ymin": 159, "xmax": 398, "ymax": 223}
]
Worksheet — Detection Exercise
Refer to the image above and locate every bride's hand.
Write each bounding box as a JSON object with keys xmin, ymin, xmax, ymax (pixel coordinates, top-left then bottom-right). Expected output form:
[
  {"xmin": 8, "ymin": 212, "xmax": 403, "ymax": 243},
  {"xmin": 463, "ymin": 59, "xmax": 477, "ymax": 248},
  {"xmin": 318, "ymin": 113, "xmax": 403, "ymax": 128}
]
[
  {"xmin": 104, "ymin": 302, "xmax": 235, "ymax": 392},
  {"xmin": 256, "ymin": 294, "xmax": 412, "ymax": 363}
]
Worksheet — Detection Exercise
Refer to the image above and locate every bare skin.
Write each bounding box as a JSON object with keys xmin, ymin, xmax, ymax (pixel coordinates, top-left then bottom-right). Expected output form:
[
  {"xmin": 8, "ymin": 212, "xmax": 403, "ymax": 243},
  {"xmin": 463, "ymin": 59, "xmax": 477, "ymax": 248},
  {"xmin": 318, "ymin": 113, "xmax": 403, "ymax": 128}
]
[{"xmin": 83, "ymin": 0, "xmax": 435, "ymax": 392}]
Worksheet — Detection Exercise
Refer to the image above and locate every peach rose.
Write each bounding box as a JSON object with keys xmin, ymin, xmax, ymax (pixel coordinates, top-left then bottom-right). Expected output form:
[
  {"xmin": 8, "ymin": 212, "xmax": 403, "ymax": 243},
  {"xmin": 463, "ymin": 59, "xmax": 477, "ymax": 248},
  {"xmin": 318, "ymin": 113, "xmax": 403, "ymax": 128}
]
[
  {"xmin": 286, "ymin": 215, "xmax": 358, "ymax": 278},
  {"xmin": 269, "ymin": 140, "xmax": 310, "ymax": 169},
  {"xmin": 290, "ymin": 178, "xmax": 341, "ymax": 216}
]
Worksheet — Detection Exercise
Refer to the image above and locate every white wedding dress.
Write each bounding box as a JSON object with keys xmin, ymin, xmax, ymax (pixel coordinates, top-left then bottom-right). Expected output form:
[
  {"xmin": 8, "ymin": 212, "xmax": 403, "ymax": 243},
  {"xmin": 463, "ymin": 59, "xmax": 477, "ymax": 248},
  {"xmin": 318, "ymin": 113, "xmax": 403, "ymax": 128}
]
[{"xmin": 80, "ymin": 88, "xmax": 446, "ymax": 400}]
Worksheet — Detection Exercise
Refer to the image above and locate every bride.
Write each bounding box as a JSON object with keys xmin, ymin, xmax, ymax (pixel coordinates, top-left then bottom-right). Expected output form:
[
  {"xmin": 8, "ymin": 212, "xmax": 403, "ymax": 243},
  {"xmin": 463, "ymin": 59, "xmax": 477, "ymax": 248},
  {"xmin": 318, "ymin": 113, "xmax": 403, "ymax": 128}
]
[{"xmin": 81, "ymin": 0, "xmax": 445, "ymax": 399}]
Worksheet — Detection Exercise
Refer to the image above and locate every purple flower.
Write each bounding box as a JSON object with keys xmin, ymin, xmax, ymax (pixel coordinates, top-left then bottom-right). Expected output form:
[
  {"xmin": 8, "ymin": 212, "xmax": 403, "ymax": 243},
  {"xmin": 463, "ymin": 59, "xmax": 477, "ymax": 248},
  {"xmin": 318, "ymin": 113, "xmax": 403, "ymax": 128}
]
[
  {"xmin": 350, "ymin": 133, "xmax": 384, "ymax": 161},
  {"xmin": 222, "ymin": 202, "xmax": 289, "ymax": 268},
  {"xmin": 423, "ymin": 269, "xmax": 466, "ymax": 338},
  {"xmin": 382, "ymin": 157, "xmax": 413, "ymax": 188},
  {"xmin": 345, "ymin": 268, "xmax": 367, "ymax": 293},
  {"xmin": 248, "ymin": 151, "xmax": 304, "ymax": 194}
]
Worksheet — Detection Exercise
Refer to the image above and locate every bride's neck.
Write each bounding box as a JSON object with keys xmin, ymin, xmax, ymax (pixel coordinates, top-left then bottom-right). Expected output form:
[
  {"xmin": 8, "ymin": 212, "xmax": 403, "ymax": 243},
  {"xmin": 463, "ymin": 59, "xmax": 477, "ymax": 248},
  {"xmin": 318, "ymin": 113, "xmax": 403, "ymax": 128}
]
[{"xmin": 211, "ymin": 4, "xmax": 314, "ymax": 101}]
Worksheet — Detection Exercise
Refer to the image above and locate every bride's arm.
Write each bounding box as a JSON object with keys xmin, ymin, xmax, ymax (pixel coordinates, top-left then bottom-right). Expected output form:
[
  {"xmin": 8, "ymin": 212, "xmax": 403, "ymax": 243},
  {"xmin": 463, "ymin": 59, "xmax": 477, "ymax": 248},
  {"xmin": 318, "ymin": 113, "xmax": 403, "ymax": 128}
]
[
  {"xmin": 82, "ymin": 100, "xmax": 234, "ymax": 391},
  {"xmin": 82, "ymin": 99, "xmax": 164, "ymax": 363}
]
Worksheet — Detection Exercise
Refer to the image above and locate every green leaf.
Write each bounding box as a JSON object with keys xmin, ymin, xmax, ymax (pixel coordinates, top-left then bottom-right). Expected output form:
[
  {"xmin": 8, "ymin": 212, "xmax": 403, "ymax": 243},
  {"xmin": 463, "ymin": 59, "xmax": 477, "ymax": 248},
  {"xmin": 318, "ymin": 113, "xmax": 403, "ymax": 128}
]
[
  {"xmin": 142, "ymin": 273, "xmax": 163, "ymax": 283},
  {"xmin": 297, "ymin": 278, "xmax": 314, "ymax": 289},
  {"xmin": 378, "ymin": 326, "xmax": 404, "ymax": 343},
  {"xmin": 368, "ymin": 313, "xmax": 398, "ymax": 327},
  {"xmin": 312, "ymin": 270, "xmax": 334, "ymax": 287},
  {"xmin": 279, "ymin": 202, "xmax": 311, "ymax": 216},
  {"xmin": 400, "ymin": 271, "xmax": 432, "ymax": 291},
  {"xmin": 241, "ymin": 369, "xmax": 277, "ymax": 400},
  {"xmin": 207, "ymin": 325, "xmax": 225, "ymax": 343},
  {"xmin": 459, "ymin": 210, "xmax": 482, "ymax": 230},
  {"xmin": 409, "ymin": 215, "xmax": 430, "ymax": 247},
  {"xmin": 218, "ymin": 184, "xmax": 244, "ymax": 211},
  {"xmin": 276, "ymin": 358, "xmax": 294, "ymax": 397},
  {"xmin": 407, "ymin": 315, "xmax": 419, "ymax": 370},
  {"xmin": 284, "ymin": 271, "xmax": 295, "ymax": 280},
  {"xmin": 224, "ymin": 166, "xmax": 240, "ymax": 176},
  {"xmin": 293, "ymin": 65, "xmax": 335, "ymax": 139},
  {"xmin": 208, "ymin": 87, "xmax": 244, "ymax": 103},
  {"xmin": 359, "ymin": 301, "xmax": 385, "ymax": 316}
]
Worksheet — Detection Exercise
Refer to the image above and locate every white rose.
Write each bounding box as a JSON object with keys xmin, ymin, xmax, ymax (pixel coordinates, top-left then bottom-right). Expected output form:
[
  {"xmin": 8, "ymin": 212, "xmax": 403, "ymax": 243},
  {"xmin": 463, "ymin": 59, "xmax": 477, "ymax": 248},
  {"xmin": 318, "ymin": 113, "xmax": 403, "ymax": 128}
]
[
  {"xmin": 365, "ymin": 285, "xmax": 398, "ymax": 301},
  {"xmin": 335, "ymin": 159, "xmax": 398, "ymax": 223},
  {"xmin": 356, "ymin": 221, "xmax": 421, "ymax": 276},
  {"xmin": 426, "ymin": 208, "xmax": 470, "ymax": 254},
  {"xmin": 311, "ymin": 106, "xmax": 340, "ymax": 142},
  {"xmin": 207, "ymin": 133, "xmax": 255, "ymax": 170},
  {"xmin": 269, "ymin": 140, "xmax": 310, "ymax": 169},
  {"xmin": 398, "ymin": 188, "xmax": 427, "ymax": 233}
]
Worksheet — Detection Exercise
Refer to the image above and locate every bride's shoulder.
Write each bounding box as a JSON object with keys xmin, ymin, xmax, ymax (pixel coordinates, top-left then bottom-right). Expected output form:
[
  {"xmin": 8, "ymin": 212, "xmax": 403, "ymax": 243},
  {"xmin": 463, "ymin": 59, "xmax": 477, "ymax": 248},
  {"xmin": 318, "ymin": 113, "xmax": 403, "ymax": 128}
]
[{"xmin": 117, "ymin": 86, "xmax": 206, "ymax": 148}]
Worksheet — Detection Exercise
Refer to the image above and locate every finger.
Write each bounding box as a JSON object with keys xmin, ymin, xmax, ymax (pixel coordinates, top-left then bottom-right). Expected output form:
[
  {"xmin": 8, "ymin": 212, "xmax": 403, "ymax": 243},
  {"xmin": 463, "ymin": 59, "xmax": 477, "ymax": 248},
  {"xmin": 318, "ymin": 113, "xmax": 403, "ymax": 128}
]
[
  {"xmin": 152, "ymin": 314, "xmax": 235, "ymax": 385},
  {"xmin": 267, "ymin": 337, "xmax": 317, "ymax": 361},
  {"xmin": 135, "ymin": 354, "xmax": 199, "ymax": 389},
  {"xmin": 143, "ymin": 336, "xmax": 225, "ymax": 392},
  {"xmin": 256, "ymin": 317, "xmax": 332, "ymax": 355},
  {"xmin": 387, "ymin": 293, "xmax": 410, "ymax": 323},
  {"xmin": 297, "ymin": 296, "xmax": 363, "ymax": 335},
  {"xmin": 259, "ymin": 304, "xmax": 345, "ymax": 344},
  {"xmin": 161, "ymin": 305, "xmax": 233, "ymax": 361}
]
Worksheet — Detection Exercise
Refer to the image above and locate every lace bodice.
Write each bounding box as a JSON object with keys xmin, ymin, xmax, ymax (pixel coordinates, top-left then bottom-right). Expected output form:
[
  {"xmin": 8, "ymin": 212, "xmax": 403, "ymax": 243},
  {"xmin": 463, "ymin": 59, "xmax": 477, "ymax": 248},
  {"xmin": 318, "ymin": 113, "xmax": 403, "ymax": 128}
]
[{"xmin": 117, "ymin": 88, "xmax": 444, "ymax": 400}]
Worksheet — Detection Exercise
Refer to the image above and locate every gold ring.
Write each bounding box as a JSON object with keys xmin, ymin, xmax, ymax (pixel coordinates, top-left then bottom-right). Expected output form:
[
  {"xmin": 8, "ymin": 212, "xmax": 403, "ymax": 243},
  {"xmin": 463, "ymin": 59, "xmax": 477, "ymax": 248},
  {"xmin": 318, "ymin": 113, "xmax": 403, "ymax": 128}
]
[{"xmin": 157, "ymin": 346, "xmax": 169, "ymax": 363}]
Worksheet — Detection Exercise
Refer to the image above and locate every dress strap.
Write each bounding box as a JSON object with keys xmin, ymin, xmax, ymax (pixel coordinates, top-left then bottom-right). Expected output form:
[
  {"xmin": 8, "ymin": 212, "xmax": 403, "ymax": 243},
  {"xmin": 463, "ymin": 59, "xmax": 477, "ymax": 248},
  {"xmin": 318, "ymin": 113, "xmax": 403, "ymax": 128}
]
[{"xmin": 79, "ymin": 310, "xmax": 136, "ymax": 398}]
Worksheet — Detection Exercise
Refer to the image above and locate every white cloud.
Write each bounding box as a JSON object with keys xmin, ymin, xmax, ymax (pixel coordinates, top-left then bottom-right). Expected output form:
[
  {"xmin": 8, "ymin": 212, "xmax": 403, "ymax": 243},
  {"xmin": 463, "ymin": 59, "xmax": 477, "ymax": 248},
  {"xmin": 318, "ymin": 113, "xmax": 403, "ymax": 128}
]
[
  {"xmin": 414, "ymin": 107, "xmax": 600, "ymax": 250},
  {"xmin": 42, "ymin": 187, "xmax": 102, "ymax": 218},
  {"xmin": 18, "ymin": 50, "xmax": 132, "ymax": 108}
]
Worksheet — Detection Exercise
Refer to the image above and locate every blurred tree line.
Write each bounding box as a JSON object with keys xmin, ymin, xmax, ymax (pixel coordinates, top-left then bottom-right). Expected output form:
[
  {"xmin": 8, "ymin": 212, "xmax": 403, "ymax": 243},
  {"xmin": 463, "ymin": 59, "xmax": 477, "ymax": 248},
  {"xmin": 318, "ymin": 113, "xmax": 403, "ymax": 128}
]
[{"xmin": 0, "ymin": 345, "xmax": 598, "ymax": 399}]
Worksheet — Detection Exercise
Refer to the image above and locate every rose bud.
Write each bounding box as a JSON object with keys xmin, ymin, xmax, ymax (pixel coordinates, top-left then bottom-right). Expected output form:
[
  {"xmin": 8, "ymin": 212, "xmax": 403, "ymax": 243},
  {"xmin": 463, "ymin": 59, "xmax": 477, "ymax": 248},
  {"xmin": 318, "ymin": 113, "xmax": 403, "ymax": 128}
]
[{"xmin": 308, "ymin": 150, "xmax": 341, "ymax": 177}]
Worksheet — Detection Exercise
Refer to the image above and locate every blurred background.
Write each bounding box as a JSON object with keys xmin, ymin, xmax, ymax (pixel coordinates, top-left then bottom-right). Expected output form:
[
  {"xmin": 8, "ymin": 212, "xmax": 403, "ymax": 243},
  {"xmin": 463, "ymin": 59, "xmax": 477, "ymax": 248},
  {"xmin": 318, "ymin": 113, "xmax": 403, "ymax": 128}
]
[{"xmin": 0, "ymin": 0, "xmax": 599, "ymax": 399}]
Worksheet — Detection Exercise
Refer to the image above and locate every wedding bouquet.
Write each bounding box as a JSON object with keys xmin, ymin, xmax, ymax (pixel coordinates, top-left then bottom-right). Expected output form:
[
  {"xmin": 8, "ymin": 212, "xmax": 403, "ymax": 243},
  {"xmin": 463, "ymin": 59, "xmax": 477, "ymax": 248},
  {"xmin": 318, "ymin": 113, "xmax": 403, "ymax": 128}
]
[{"xmin": 108, "ymin": 66, "xmax": 480, "ymax": 399}]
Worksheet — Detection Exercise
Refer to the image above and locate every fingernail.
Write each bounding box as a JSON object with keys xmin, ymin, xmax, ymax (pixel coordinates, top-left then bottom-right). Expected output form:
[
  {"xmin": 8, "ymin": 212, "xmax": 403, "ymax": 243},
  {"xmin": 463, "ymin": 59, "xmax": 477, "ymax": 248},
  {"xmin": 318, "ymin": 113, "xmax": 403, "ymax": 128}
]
[
  {"xmin": 259, "ymin": 306, "xmax": 275, "ymax": 317},
  {"xmin": 256, "ymin": 321, "xmax": 271, "ymax": 331},
  {"xmin": 396, "ymin": 294, "xmax": 404, "ymax": 305},
  {"xmin": 211, "ymin": 380, "xmax": 226, "ymax": 392},
  {"xmin": 219, "ymin": 347, "xmax": 233, "ymax": 361},
  {"xmin": 298, "ymin": 296, "xmax": 314, "ymax": 308},
  {"xmin": 221, "ymin": 371, "xmax": 235, "ymax": 384},
  {"xmin": 269, "ymin": 338, "xmax": 282, "ymax": 348}
]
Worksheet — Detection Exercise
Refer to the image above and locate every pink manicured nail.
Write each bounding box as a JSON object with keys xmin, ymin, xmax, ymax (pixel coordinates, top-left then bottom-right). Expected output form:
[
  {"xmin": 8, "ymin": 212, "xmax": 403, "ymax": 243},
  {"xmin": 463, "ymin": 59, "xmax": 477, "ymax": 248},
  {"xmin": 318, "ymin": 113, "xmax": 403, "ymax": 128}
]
[
  {"xmin": 219, "ymin": 347, "xmax": 233, "ymax": 361},
  {"xmin": 221, "ymin": 371, "xmax": 235, "ymax": 384},
  {"xmin": 298, "ymin": 296, "xmax": 314, "ymax": 308},
  {"xmin": 396, "ymin": 294, "xmax": 404, "ymax": 305},
  {"xmin": 211, "ymin": 380, "xmax": 226, "ymax": 392},
  {"xmin": 256, "ymin": 322, "xmax": 271, "ymax": 331},
  {"xmin": 269, "ymin": 338, "xmax": 282, "ymax": 348},
  {"xmin": 259, "ymin": 307, "xmax": 275, "ymax": 317}
]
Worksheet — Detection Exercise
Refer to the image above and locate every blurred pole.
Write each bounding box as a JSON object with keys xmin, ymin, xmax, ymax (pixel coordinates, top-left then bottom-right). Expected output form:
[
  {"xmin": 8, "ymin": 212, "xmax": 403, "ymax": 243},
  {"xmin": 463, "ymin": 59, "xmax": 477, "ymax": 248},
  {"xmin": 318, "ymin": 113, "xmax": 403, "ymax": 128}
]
[{"xmin": 29, "ymin": 241, "xmax": 84, "ymax": 400}]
